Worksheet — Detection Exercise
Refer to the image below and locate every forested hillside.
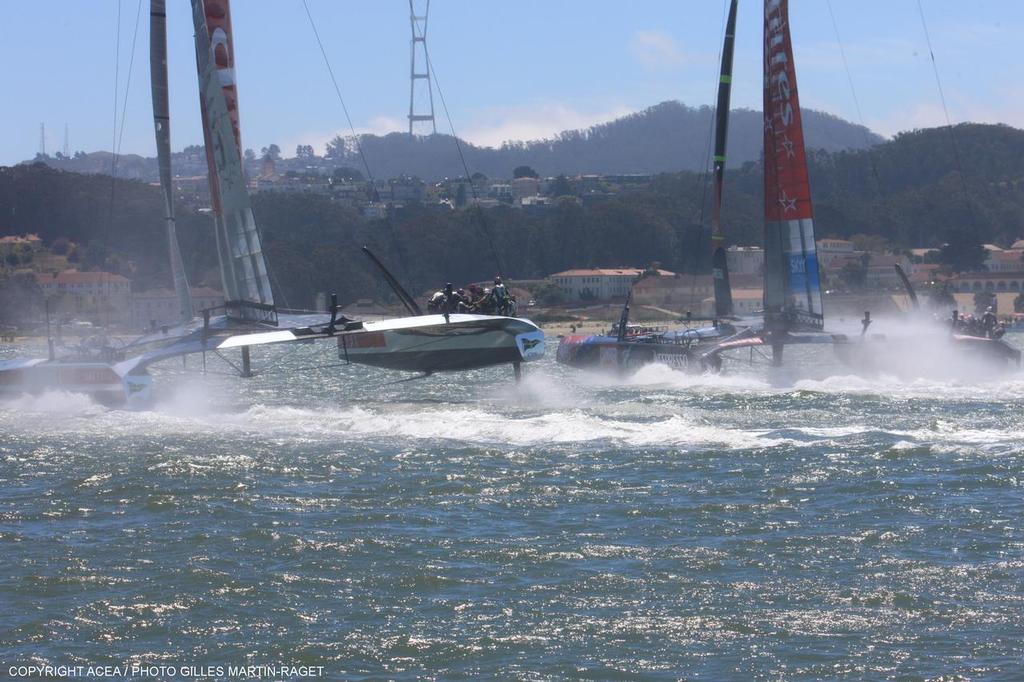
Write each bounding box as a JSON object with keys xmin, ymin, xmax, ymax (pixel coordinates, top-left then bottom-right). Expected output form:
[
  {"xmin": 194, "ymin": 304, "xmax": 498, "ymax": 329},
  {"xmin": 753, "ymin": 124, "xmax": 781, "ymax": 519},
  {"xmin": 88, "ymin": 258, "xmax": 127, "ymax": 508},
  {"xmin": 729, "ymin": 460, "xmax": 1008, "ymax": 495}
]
[
  {"xmin": 2, "ymin": 123, "xmax": 1022, "ymax": 309},
  {"xmin": 29, "ymin": 101, "xmax": 880, "ymax": 181}
]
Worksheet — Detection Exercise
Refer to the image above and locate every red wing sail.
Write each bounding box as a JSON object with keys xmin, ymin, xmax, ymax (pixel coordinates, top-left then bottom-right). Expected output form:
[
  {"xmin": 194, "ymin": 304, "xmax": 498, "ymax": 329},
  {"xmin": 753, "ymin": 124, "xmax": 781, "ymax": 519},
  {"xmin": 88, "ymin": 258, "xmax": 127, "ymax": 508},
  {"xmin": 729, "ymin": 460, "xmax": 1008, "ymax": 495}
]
[
  {"xmin": 762, "ymin": 0, "xmax": 823, "ymax": 331},
  {"xmin": 193, "ymin": 0, "xmax": 275, "ymax": 322}
]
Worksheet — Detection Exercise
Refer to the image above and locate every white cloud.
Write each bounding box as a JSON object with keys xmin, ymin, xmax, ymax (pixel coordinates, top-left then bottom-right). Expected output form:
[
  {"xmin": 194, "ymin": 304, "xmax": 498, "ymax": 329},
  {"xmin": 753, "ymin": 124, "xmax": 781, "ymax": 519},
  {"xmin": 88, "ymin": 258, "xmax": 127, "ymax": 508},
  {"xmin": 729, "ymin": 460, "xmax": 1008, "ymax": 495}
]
[
  {"xmin": 866, "ymin": 88, "xmax": 1024, "ymax": 137},
  {"xmin": 630, "ymin": 30, "xmax": 688, "ymax": 69},
  {"xmin": 458, "ymin": 103, "xmax": 637, "ymax": 148}
]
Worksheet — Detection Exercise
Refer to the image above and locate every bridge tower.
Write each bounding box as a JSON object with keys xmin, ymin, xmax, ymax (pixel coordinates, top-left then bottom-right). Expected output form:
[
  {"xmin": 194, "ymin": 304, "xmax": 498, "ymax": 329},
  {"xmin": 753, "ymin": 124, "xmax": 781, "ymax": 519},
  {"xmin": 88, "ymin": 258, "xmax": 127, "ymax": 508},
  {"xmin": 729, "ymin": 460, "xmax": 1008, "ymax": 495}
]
[{"xmin": 407, "ymin": 0, "xmax": 436, "ymax": 136}]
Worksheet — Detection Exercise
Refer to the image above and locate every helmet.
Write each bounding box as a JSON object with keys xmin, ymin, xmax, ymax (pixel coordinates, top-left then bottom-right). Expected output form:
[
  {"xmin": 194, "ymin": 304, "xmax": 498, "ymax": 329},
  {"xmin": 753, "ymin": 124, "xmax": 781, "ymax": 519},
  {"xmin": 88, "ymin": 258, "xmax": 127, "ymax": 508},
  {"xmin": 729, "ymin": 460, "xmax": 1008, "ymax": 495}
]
[{"xmin": 494, "ymin": 276, "xmax": 502, "ymax": 285}]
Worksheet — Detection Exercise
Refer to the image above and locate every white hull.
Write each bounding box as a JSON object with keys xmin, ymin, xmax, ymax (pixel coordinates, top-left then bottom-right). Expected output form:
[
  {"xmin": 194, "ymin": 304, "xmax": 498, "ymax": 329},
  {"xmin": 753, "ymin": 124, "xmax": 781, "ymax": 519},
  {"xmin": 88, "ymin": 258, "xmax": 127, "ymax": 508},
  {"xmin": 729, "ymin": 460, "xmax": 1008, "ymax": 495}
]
[
  {"xmin": 338, "ymin": 314, "xmax": 545, "ymax": 372},
  {"xmin": 0, "ymin": 358, "xmax": 153, "ymax": 406}
]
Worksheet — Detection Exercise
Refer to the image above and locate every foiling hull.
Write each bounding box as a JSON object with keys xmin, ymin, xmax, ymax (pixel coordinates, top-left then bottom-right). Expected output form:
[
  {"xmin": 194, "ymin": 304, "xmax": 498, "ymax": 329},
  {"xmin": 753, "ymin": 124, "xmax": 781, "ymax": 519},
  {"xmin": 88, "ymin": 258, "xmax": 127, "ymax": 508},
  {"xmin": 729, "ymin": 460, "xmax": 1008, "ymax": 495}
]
[
  {"xmin": 556, "ymin": 329, "xmax": 723, "ymax": 373},
  {"xmin": 337, "ymin": 314, "xmax": 545, "ymax": 373},
  {"xmin": 0, "ymin": 358, "xmax": 153, "ymax": 406},
  {"xmin": 834, "ymin": 333, "xmax": 1021, "ymax": 377}
]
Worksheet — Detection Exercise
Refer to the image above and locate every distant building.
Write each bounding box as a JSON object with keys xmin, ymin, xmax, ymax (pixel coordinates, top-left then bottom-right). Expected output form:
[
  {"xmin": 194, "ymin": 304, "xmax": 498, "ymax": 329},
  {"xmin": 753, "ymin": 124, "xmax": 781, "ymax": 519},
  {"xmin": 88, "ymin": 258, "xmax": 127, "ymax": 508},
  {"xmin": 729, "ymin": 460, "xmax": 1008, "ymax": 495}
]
[
  {"xmin": 632, "ymin": 273, "xmax": 761, "ymax": 312},
  {"xmin": 865, "ymin": 253, "xmax": 912, "ymax": 289},
  {"xmin": 984, "ymin": 249, "xmax": 1024, "ymax": 273},
  {"xmin": 725, "ymin": 246, "xmax": 764, "ymax": 276},
  {"xmin": 816, "ymin": 238, "xmax": 857, "ymax": 270},
  {"xmin": 130, "ymin": 286, "xmax": 225, "ymax": 330},
  {"xmin": 0, "ymin": 233, "xmax": 42, "ymax": 247},
  {"xmin": 510, "ymin": 177, "xmax": 540, "ymax": 201},
  {"xmin": 548, "ymin": 267, "xmax": 675, "ymax": 302},
  {"xmin": 488, "ymin": 183, "xmax": 512, "ymax": 201},
  {"xmin": 950, "ymin": 271, "xmax": 1024, "ymax": 294},
  {"xmin": 701, "ymin": 288, "xmax": 763, "ymax": 317},
  {"xmin": 34, "ymin": 270, "xmax": 131, "ymax": 324}
]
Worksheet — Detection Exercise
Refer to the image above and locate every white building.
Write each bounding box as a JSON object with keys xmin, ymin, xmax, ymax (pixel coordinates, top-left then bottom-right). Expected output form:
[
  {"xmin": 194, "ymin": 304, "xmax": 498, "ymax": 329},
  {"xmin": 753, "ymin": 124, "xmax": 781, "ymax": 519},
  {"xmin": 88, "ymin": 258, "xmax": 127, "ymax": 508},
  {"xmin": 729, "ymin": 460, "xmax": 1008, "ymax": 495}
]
[
  {"xmin": 130, "ymin": 287, "xmax": 225, "ymax": 330},
  {"xmin": 816, "ymin": 238, "xmax": 857, "ymax": 270},
  {"xmin": 34, "ymin": 270, "xmax": 132, "ymax": 324},
  {"xmin": 725, "ymin": 246, "xmax": 764, "ymax": 276},
  {"xmin": 549, "ymin": 267, "xmax": 675, "ymax": 302}
]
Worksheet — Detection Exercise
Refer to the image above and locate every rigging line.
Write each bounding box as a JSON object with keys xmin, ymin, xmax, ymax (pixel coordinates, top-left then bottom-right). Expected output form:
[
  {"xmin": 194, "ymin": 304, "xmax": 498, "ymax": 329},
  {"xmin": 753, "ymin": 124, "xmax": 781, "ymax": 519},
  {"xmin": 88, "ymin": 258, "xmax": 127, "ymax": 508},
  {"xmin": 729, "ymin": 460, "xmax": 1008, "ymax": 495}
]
[
  {"xmin": 107, "ymin": 0, "xmax": 123, "ymax": 240},
  {"xmin": 301, "ymin": 0, "xmax": 419, "ymax": 292},
  {"xmin": 114, "ymin": 0, "xmax": 144, "ymax": 160},
  {"xmin": 688, "ymin": 0, "xmax": 730, "ymax": 314},
  {"xmin": 915, "ymin": 0, "xmax": 974, "ymax": 215},
  {"xmin": 300, "ymin": 0, "xmax": 376, "ymax": 187},
  {"xmin": 418, "ymin": 30, "xmax": 506, "ymax": 277},
  {"xmin": 825, "ymin": 0, "xmax": 881, "ymax": 190}
]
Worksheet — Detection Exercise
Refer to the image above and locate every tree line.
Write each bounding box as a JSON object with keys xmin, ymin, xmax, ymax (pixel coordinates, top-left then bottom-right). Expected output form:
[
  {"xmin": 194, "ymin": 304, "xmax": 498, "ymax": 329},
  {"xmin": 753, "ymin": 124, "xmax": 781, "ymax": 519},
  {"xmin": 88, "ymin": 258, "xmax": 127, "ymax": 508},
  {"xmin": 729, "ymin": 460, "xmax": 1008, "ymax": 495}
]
[{"xmin": 1, "ymin": 123, "xmax": 1023, "ymax": 310}]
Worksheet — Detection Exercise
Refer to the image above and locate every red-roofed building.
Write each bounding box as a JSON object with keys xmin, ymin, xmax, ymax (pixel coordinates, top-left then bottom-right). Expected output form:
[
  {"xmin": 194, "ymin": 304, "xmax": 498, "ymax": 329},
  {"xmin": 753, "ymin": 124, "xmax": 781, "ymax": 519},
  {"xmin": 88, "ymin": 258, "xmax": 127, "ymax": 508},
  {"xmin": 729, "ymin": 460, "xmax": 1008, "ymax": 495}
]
[
  {"xmin": 548, "ymin": 267, "xmax": 675, "ymax": 302},
  {"xmin": 34, "ymin": 270, "xmax": 132, "ymax": 324}
]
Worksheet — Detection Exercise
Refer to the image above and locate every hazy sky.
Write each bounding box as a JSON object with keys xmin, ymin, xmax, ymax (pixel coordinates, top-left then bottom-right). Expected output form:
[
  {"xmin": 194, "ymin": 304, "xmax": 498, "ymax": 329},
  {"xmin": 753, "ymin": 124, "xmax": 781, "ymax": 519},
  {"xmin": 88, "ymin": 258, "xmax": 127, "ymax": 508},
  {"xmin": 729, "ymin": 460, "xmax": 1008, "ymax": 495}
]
[{"xmin": 1, "ymin": 0, "xmax": 1021, "ymax": 165}]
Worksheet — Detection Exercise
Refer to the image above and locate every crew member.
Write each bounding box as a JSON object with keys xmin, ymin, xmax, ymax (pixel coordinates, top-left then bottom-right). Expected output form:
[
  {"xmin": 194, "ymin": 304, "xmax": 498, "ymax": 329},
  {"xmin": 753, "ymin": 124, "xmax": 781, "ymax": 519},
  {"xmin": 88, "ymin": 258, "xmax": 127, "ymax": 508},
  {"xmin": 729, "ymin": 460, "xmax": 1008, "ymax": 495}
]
[
  {"xmin": 488, "ymin": 276, "xmax": 511, "ymax": 316},
  {"xmin": 982, "ymin": 307, "xmax": 998, "ymax": 338}
]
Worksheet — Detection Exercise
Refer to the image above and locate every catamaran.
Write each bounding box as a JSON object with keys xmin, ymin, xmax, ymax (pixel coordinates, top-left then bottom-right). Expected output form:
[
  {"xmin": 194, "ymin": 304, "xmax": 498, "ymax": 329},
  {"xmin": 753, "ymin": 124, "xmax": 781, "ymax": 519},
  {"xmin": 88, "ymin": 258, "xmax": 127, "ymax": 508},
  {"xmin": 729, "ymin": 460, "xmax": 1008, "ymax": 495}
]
[
  {"xmin": 0, "ymin": 0, "xmax": 543, "ymax": 404},
  {"xmin": 556, "ymin": 0, "xmax": 747, "ymax": 373}
]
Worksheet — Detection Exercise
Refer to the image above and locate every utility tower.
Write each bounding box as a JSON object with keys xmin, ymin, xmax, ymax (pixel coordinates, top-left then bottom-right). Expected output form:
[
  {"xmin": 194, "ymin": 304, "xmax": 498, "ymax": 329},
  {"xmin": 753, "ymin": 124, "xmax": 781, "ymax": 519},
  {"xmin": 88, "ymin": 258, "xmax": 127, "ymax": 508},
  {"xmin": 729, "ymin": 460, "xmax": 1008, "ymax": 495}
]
[
  {"xmin": 38, "ymin": 122, "xmax": 46, "ymax": 156},
  {"xmin": 63, "ymin": 124, "xmax": 70, "ymax": 157},
  {"xmin": 407, "ymin": 0, "xmax": 436, "ymax": 136}
]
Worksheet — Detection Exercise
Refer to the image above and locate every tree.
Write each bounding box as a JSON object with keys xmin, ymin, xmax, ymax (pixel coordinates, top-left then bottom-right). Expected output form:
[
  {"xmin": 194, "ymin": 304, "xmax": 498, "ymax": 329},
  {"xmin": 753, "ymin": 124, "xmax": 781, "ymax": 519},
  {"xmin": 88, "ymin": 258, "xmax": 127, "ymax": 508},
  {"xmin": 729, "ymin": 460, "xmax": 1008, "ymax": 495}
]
[
  {"xmin": 0, "ymin": 273, "xmax": 44, "ymax": 325},
  {"xmin": 455, "ymin": 182, "xmax": 467, "ymax": 207},
  {"xmin": 973, "ymin": 291, "xmax": 994, "ymax": 313},
  {"xmin": 927, "ymin": 283, "xmax": 956, "ymax": 309},
  {"xmin": 839, "ymin": 261, "xmax": 867, "ymax": 291},
  {"xmin": 850, "ymin": 233, "xmax": 889, "ymax": 253},
  {"xmin": 244, "ymin": 148, "xmax": 257, "ymax": 162},
  {"xmin": 548, "ymin": 174, "xmax": 573, "ymax": 197},
  {"xmin": 513, "ymin": 165, "xmax": 539, "ymax": 179},
  {"xmin": 530, "ymin": 281, "xmax": 565, "ymax": 306},
  {"xmin": 324, "ymin": 135, "xmax": 347, "ymax": 160},
  {"xmin": 260, "ymin": 144, "xmax": 281, "ymax": 161},
  {"xmin": 331, "ymin": 166, "xmax": 364, "ymax": 183},
  {"xmin": 939, "ymin": 232, "xmax": 986, "ymax": 273},
  {"xmin": 295, "ymin": 144, "xmax": 315, "ymax": 160},
  {"xmin": 50, "ymin": 237, "xmax": 71, "ymax": 256}
]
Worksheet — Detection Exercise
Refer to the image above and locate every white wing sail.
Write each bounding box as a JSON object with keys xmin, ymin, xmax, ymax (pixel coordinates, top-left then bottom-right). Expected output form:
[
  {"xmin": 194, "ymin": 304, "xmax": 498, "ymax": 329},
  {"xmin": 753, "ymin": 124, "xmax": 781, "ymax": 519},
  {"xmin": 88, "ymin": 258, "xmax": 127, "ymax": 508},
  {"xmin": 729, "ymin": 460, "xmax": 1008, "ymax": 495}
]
[{"xmin": 192, "ymin": 0, "xmax": 276, "ymax": 324}]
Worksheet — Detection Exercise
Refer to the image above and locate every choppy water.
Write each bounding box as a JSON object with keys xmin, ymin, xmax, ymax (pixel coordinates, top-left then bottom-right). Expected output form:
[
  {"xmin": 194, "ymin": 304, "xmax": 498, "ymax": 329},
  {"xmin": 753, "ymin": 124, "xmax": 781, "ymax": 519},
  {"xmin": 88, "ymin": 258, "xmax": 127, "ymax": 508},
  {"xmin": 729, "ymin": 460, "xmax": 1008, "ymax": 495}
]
[{"xmin": 2, "ymin": 337, "xmax": 1023, "ymax": 680}]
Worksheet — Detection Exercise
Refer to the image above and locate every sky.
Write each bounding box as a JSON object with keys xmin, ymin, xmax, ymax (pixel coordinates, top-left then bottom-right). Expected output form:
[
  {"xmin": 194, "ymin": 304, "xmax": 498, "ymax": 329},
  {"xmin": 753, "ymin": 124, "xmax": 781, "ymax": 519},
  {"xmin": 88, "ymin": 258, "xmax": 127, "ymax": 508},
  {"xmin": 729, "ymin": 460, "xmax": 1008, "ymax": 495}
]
[{"xmin": 0, "ymin": 0, "xmax": 1022, "ymax": 165}]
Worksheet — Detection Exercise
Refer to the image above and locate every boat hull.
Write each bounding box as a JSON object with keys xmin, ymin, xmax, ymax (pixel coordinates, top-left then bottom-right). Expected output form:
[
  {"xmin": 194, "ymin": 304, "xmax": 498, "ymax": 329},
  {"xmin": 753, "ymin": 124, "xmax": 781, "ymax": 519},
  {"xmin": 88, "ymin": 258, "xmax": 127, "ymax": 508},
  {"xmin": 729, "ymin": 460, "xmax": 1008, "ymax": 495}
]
[
  {"xmin": 834, "ymin": 333, "xmax": 1021, "ymax": 377},
  {"xmin": 556, "ymin": 334, "xmax": 705, "ymax": 372},
  {"xmin": 337, "ymin": 314, "xmax": 545, "ymax": 373},
  {"xmin": 0, "ymin": 359, "xmax": 153, "ymax": 406}
]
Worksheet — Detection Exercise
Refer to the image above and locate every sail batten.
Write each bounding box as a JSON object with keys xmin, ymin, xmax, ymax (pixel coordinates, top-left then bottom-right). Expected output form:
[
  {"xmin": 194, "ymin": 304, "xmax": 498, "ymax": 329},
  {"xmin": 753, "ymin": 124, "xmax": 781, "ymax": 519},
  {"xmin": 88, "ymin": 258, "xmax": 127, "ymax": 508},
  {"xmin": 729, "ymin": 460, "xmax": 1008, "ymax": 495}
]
[
  {"xmin": 192, "ymin": 0, "xmax": 276, "ymax": 324},
  {"xmin": 762, "ymin": 0, "xmax": 823, "ymax": 332},
  {"xmin": 711, "ymin": 0, "xmax": 739, "ymax": 319},
  {"xmin": 150, "ymin": 0, "xmax": 193, "ymax": 324}
]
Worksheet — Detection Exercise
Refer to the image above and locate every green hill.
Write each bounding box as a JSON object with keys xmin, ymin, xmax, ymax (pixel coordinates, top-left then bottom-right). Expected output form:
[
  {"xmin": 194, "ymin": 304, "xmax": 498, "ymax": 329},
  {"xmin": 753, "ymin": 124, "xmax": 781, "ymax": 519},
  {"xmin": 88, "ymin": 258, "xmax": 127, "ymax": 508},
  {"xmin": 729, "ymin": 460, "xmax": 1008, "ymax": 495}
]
[{"xmin": 2, "ymin": 123, "xmax": 1022, "ymax": 309}]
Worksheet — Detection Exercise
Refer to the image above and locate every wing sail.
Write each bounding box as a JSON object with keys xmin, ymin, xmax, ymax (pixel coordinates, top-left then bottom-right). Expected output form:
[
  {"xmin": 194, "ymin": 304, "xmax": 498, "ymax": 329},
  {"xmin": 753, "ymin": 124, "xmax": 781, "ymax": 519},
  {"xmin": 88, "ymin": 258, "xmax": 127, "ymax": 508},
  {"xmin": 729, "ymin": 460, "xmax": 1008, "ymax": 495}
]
[
  {"xmin": 762, "ymin": 0, "xmax": 823, "ymax": 332},
  {"xmin": 711, "ymin": 0, "xmax": 738, "ymax": 319},
  {"xmin": 150, "ymin": 0, "xmax": 193, "ymax": 324},
  {"xmin": 192, "ymin": 0, "xmax": 276, "ymax": 324}
]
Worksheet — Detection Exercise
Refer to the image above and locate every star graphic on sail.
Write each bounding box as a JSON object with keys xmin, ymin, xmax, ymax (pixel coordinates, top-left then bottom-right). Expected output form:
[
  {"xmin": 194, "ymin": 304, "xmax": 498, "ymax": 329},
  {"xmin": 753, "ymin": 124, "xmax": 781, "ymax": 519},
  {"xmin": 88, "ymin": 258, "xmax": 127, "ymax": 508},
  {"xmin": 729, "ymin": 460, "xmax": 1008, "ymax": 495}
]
[
  {"xmin": 778, "ymin": 190, "xmax": 798, "ymax": 212},
  {"xmin": 764, "ymin": 115, "xmax": 774, "ymax": 132},
  {"xmin": 781, "ymin": 135, "xmax": 795, "ymax": 158}
]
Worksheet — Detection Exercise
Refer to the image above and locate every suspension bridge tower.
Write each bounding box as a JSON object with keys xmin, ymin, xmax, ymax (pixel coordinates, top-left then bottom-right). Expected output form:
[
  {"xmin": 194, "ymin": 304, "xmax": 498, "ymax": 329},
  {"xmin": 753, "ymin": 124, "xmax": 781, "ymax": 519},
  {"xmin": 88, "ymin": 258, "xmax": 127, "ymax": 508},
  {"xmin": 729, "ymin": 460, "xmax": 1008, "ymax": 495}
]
[{"xmin": 407, "ymin": 0, "xmax": 436, "ymax": 136}]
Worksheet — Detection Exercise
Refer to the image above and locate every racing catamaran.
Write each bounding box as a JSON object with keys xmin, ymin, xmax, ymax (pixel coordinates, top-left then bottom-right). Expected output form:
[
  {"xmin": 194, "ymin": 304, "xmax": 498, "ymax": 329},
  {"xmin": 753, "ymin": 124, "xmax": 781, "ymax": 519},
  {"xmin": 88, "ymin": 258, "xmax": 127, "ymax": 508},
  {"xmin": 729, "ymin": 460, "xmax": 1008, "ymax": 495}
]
[
  {"xmin": 0, "ymin": 0, "xmax": 543, "ymax": 404},
  {"xmin": 556, "ymin": 0, "xmax": 744, "ymax": 373}
]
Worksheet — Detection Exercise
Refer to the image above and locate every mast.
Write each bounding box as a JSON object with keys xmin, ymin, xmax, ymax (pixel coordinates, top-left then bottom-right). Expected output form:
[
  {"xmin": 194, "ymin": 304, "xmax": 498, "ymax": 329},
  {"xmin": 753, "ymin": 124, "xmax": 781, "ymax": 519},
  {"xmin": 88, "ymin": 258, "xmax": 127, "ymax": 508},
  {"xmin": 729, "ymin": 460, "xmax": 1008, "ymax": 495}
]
[
  {"xmin": 192, "ymin": 0, "xmax": 276, "ymax": 324},
  {"xmin": 711, "ymin": 0, "xmax": 739, "ymax": 319},
  {"xmin": 150, "ymin": 0, "xmax": 193, "ymax": 324},
  {"xmin": 762, "ymin": 0, "xmax": 823, "ymax": 355}
]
